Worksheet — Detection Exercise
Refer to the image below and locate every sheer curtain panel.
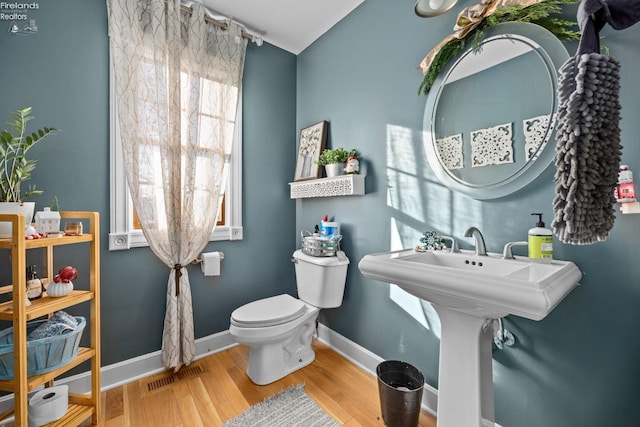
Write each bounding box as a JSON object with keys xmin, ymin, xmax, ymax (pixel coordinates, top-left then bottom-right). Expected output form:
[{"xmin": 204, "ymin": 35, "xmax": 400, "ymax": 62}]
[{"xmin": 107, "ymin": 0, "xmax": 247, "ymax": 370}]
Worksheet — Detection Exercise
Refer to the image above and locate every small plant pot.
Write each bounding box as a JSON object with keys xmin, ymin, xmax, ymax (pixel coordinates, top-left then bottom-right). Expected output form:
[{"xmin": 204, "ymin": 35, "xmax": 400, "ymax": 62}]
[
  {"xmin": 0, "ymin": 202, "xmax": 35, "ymax": 238},
  {"xmin": 324, "ymin": 163, "xmax": 345, "ymax": 178},
  {"xmin": 47, "ymin": 281, "xmax": 74, "ymax": 297}
]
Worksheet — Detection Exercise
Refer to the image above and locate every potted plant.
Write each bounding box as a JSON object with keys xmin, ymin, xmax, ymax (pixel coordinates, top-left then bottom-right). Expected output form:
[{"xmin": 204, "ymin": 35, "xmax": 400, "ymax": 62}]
[
  {"xmin": 317, "ymin": 148, "xmax": 357, "ymax": 177},
  {"xmin": 0, "ymin": 107, "xmax": 58, "ymax": 237}
]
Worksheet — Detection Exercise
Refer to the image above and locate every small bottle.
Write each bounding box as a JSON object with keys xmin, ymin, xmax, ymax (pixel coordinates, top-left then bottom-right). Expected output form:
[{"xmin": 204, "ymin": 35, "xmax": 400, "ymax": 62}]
[
  {"xmin": 26, "ymin": 265, "xmax": 43, "ymax": 300},
  {"xmin": 528, "ymin": 213, "xmax": 553, "ymax": 262},
  {"xmin": 320, "ymin": 214, "xmax": 340, "ymax": 239},
  {"xmin": 320, "ymin": 214, "xmax": 330, "ymax": 237},
  {"xmin": 616, "ymin": 165, "xmax": 636, "ymax": 203}
]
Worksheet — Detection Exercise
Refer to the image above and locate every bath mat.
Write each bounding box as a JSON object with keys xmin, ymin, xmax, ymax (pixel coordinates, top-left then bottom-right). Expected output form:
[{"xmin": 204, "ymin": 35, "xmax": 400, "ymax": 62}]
[{"xmin": 222, "ymin": 384, "xmax": 340, "ymax": 427}]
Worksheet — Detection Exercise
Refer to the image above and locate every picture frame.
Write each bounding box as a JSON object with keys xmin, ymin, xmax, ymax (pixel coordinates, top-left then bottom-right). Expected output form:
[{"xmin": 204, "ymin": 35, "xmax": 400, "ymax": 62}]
[{"xmin": 294, "ymin": 121, "xmax": 328, "ymax": 181}]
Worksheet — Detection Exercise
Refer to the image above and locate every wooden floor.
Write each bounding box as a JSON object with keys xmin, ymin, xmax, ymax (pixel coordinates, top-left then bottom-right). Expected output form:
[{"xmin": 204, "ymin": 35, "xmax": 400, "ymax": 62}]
[{"xmin": 92, "ymin": 340, "xmax": 437, "ymax": 426}]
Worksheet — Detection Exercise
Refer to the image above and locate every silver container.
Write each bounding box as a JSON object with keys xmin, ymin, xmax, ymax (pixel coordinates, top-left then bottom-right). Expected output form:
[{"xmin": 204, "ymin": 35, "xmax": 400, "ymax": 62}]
[{"xmin": 300, "ymin": 231, "xmax": 341, "ymax": 257}]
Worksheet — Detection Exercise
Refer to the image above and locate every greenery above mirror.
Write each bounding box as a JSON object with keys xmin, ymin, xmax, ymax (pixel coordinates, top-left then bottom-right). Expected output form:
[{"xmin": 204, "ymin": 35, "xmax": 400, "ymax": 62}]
[{"xmin": 418, "ymin": 0, "xmax": 580, "ymax": 95}]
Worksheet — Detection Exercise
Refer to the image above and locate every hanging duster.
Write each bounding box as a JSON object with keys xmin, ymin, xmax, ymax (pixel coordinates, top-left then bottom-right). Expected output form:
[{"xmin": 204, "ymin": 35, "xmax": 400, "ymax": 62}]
[{"xmin": 552, "ymin": 0, "xmax": 640, "ymax": 244}]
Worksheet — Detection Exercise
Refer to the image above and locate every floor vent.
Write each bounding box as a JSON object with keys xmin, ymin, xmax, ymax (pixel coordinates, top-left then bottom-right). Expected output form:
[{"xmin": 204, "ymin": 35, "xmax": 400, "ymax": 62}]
[
  {"xmin": 142, "ymin": 362, "xmax": 207, "ymax": 394},
  {"xmin": 146, "ymin": 375, "xmax": 176, "ymax": 392},
  {"xmin": 176, "ymin": 364, "xmax": 204, "ymax": 380}
]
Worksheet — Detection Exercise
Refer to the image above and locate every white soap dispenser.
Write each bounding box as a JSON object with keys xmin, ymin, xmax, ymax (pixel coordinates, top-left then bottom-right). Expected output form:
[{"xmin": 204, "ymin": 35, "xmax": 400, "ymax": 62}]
[{"xmin": 528, "ymin": 213, "xmax": 553, "ymax": 261}]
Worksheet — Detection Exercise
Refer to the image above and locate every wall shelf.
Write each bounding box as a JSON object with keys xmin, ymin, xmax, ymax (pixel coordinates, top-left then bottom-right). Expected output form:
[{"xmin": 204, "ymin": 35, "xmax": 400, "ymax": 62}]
[
  {"xmin": 620, "ymin": 202, "xmax": 640, "ymax": 214},
  {"xmin": 289, "ymin": 175, "xmax": 365, "ymax": 199}
]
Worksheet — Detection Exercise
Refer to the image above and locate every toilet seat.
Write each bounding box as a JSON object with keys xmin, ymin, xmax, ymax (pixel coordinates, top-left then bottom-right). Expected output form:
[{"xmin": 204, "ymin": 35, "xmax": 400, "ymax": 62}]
[{"xmin": 231, "ymin": 294, "xmax": 307, "ymax": 328}]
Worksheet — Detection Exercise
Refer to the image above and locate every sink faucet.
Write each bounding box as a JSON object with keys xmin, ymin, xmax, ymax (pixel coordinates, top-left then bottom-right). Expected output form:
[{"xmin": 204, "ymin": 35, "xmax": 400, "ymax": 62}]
[
  {"xmin": 464, "ymin": 227, "xmax": 487, "ymax": 256},
  {"xmin": 502, "ymin": 241, "xmax": 528, "ymax": 259},
  {"xmin": 439, "ymin": 236, "xmax": 460, "ymax": 253}
]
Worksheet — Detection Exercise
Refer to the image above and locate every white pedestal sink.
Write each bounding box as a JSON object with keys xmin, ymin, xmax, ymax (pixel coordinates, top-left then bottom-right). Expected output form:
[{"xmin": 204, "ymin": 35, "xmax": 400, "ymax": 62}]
[{"xmin": 358, "ymin": 249, "xmax": 582, "ymax": 427}]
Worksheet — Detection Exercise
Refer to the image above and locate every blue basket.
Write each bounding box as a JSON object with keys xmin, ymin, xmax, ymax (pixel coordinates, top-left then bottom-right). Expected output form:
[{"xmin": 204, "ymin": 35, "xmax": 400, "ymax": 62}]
[{"xmin": 0, "ymin": 316, "xmax": 86, "ymax": 380}]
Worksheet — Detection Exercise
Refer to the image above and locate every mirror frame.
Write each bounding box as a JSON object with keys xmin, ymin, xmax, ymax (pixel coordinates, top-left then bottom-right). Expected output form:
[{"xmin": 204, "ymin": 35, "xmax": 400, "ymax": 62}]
[{"xmin": 423, "ymin": 22, "xmax": 569, "ymax": 200}]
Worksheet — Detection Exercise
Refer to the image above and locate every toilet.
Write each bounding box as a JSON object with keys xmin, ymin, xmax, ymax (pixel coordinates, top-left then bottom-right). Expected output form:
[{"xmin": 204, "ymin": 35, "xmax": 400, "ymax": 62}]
[{"xmin": 229, "ymin": 249, "xmax": 350, "ymax": 385}]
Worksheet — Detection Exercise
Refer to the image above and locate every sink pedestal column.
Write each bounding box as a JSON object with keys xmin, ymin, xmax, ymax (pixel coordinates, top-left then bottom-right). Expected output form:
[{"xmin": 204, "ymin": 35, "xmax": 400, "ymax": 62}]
[{"xmin": 433, "ymin": 304, "xmax": 496, "ymax": 427}]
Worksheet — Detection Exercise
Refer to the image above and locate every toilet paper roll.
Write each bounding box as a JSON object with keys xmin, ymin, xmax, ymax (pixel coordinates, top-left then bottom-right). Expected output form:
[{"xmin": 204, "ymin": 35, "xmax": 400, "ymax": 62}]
[
  {"xmin": 201, "ymin": 252, "xmax": 221, "ymax": 276},
  {"xmin": 28, "ymin": 385, "xmax": 68, "ymax": 427}
]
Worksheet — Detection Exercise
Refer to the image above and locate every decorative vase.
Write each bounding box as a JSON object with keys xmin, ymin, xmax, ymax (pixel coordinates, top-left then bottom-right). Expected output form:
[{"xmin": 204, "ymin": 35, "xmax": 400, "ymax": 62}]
[
  {"xmin": 46, "ymin": 281, "xmax": 74, "ymax": 297},
  {"xmin": 324, "ymin": 163, "xmax": 345, "ymax": 178},
  {"xmin": 0, "ymin": 202, "xmax": 36, "ymax": 239}
]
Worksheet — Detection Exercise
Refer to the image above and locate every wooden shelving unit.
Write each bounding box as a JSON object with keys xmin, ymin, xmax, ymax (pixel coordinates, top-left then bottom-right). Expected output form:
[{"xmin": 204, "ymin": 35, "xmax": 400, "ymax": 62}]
[{"xmin": 0, "ymin": 211, "xmax": 100, "ymax": 426}]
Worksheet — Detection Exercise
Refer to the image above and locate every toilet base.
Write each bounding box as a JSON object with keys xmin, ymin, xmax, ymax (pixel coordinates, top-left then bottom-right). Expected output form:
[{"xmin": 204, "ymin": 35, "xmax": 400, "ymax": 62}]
[
  {"xmin": 244, "ymin": 316, "xmax": 318, "ymax": 385},
  {"xmin": 247, "ymin": 342, "xmax": 315, "ymax": 385}
]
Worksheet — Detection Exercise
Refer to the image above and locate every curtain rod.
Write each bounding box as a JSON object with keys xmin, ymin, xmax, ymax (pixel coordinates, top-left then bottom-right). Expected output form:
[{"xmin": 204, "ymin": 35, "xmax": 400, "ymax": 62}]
[{"xmin": 179, "ymin": 4, "xmax": 255, "ymax": 42}]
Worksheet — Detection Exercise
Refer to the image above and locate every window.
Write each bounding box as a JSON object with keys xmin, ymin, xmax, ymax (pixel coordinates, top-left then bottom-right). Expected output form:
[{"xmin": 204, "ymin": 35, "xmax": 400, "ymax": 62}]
[{"xmin": 108, "ymin": 61, "xmax": 243, "ymax": 251}]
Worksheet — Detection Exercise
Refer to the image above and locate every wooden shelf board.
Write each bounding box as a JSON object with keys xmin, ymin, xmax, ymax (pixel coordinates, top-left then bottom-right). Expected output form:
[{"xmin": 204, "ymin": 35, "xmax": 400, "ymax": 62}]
[
  {"xmin": 0, "ymin": 278, "xmax": 50, "ymax": 297},
  {"xmin": 0, "ymin": 291, "xmax": 93, "ymax": 321},
  {"xmin": 43, "ymin": 402, "xmax": 94, "ymax": 427},
  {"xmin": 0, "ymin": 233, "xmax": 93, "ymax": 249},
  {"xmin": 0, "ymin": 347, "xmax": 95, "ymax": 391}
]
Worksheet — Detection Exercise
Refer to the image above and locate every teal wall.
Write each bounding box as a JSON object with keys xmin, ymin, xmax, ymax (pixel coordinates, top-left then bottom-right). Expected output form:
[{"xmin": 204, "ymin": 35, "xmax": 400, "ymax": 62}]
[
  {"xmin": 297, "ymin": 0, "xmax": 640, "ymax": 426},
  {"xmin": 0, "ymin": 0, "xmax": 297, "ymax": 363},
  {"xmin": 3, "ymin": 1, "xmax": 640, "ymax": 426}
]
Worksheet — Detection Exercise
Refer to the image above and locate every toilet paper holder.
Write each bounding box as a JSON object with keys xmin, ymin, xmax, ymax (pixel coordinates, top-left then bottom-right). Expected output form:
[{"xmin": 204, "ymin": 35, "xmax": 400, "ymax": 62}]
[{"xmin": 192, "ymin": 251, "xmax": 224, "ymax": 264}]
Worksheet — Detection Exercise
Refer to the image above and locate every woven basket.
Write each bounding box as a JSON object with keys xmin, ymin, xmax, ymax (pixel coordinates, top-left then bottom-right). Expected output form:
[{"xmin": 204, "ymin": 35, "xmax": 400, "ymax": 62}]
[{"xmin": 0, "ymin": 316, "xmax": 85, "ymax": 379}]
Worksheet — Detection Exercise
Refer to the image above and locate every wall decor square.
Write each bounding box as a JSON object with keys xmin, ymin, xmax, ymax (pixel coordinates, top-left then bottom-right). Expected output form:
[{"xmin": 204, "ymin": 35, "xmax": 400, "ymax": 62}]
[
  {"xmin": 523, "ymin": 114, "xmax": 552, "ymax": 161},
  {"xmin": 470, "ymin": 123, "xmax": 513, "ymax": 168},
  {"xmin": 436, "ymin": 134, "xmax": 464, "ymax": 170}
]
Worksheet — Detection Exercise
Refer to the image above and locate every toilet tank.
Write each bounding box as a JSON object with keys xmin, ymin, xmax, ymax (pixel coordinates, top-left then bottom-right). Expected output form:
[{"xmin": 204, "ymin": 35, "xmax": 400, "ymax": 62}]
[{"xmin": 292, "ymin": 249, "xmax": 350, "ymax": 308}]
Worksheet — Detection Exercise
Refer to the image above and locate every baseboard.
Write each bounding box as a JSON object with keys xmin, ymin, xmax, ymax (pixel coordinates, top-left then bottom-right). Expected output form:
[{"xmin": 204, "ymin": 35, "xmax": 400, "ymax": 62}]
[
  {"xmin": 0, "ymin": 329, "xmax": 237, "ymax": 414},
  {"xmin": 0, "ymin": 323, "xmax": 502, "ymax": 426},
  {"xmin": 315, "ymin": 323, "xmax": 439, "ymax": 418}
]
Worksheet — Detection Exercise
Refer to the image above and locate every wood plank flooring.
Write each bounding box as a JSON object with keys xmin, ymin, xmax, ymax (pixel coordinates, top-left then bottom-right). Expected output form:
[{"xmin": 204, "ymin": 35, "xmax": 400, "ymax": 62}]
[{"xmin": 92, "ymin": 340, "xmax": 437, "ymax": 426}]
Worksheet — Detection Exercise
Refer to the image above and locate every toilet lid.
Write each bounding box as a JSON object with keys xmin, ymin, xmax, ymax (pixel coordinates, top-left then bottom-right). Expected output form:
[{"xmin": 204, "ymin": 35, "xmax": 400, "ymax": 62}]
[{"xmin": 231, "ymin": 294, "xmax": 307, "ymax": 327}]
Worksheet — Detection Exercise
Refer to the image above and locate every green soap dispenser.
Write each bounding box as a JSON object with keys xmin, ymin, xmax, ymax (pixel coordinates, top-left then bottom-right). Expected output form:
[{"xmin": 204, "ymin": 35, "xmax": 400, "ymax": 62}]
[{"xmin": 528, "ymin": 213, "xmax": 553, "ymax": 261}]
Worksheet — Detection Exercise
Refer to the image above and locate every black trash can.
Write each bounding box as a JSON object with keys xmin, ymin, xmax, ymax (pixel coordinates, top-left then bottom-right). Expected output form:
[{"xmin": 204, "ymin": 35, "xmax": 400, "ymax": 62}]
[{"xmin": 377, "ymin": 360, "xmax": 424, "ymax": 427}]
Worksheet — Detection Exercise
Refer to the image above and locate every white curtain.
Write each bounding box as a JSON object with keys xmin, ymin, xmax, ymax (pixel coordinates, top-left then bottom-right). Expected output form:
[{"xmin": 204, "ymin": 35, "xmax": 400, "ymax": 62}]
[{"xmin": 107, "ymin": 0, "xmax": 247, "ymax": 370}]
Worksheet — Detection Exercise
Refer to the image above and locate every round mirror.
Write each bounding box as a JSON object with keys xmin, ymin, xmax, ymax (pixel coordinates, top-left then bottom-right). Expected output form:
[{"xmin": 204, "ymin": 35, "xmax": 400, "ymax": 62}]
[{"xmin": 423, "ymin": 22, "xmax": 569, "ymax": 199}]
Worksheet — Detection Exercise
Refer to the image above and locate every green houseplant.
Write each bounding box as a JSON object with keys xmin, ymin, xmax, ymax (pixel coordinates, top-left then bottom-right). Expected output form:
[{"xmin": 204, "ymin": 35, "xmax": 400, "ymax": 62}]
[
  {"xmin": 317, "ymin": 148, "xmax": 357, "ymax": 177},
  {"xmin": 0, "ymin": 107, "xmax": 58, "ymax": 237},
  {"xmin": 1, "ymin": 107, "xmax": 58, "ymax": 202}
]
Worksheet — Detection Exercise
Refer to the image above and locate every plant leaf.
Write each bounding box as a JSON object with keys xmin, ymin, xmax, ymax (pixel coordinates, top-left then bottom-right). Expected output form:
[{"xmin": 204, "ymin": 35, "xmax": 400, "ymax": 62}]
[
  {"xmin": 0, "ymin": 107, "xmax": 59, "ymax": 202},
  {"xmin": 418, "ymin": 0, "xmax": 579, "ymax": 95}
]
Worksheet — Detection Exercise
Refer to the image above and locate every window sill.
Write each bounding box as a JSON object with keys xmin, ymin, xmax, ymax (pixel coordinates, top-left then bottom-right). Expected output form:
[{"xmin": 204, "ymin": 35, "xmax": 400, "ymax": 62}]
[{"xmin": 108, "ymin": 226, "xmax": 243, "ymax": 251}]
